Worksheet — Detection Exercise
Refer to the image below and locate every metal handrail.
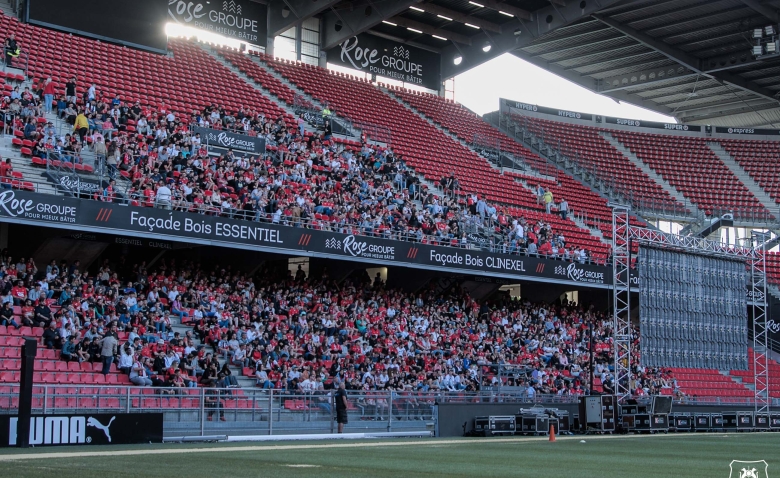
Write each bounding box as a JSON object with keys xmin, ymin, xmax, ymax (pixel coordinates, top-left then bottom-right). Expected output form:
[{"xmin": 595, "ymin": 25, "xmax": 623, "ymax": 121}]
[
  {"xmin": 2, "ymin": 48, "xmax": 28, "ymax": 79},
  {"xmin": 0, "ymin": 385, "xmax": 772, "ymax": 413}
]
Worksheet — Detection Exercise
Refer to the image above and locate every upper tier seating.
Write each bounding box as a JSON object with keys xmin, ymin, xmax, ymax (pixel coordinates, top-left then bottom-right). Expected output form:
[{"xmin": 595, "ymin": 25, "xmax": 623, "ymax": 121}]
[
  {"xmin": 611, "ymin": 131, "xmax": 769, "ymax": 219},
  {"xmin": 390, "ymin": 89, "xmax": 625, "ymax": 236},
  {"xmin": 720, "ymin": 139, "xmax": 780, "ymax": 208},
  {"xmin": 519, "ymin": 116, "xmax": 686, "ymax": 216},
  {"xmin": 0, "ymin": 14, "xmax": 293, "ymax": 128},
  {"xmin": 255, "ymin": 53, "xmax": 610, "ymax": 259}
]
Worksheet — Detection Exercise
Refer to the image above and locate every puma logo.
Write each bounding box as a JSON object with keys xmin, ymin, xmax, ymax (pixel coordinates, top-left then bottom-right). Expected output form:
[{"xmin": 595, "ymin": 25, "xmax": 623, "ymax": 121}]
[{"xmin": 87, "ymin": 416, "xmax": 115, "ymax": 442}]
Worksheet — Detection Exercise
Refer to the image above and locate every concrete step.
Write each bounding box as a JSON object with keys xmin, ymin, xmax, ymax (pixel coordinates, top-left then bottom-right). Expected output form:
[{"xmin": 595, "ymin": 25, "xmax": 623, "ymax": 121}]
[
  {"xmin": 250, "ymin": 55, "xmax": 371, "ymax": 142},
  {"xmin": 600, "ymin": 131, "xmax": 699, "ymax": 215},
  {"xmin": 512, "ymin": 174, "xmax": 611, "ymax": 248},
  {"xmin": 200, "ymin": 45, "xmax": 303, "ymax": 123}
]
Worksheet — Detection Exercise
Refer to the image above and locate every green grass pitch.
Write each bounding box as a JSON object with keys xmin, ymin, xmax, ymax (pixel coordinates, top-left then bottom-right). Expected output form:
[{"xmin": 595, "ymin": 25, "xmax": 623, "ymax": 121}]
[{"xmin": 0, "ymin": 433, "xmax": 777, "ymax": 477}]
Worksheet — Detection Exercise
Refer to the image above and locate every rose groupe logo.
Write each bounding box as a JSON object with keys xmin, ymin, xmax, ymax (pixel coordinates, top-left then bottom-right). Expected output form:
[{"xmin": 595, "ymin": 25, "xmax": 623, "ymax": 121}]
[
  {"xmin": 324, "ymin": 235, "xmax": 395, "ymax": 260},
  {"xmin": 729, "ymin": 460, "xmax": 768, "ymax": 478},
  {"xmin": 222, "ymin": 0, "xmax": 242, "ymax": 14}
]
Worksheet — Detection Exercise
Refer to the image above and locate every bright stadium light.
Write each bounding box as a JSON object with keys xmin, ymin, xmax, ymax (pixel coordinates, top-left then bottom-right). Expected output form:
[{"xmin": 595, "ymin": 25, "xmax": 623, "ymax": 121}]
[
  {"xmin": 465, "ymin": 23, "xmax": 480, "ymax": 29},
  {"xmin": 766, "ymin": 41, "xmax": 778, "ymax": 53},
  {"xmin": 454, "ymin": 56, "xmax": 463, "ymax": 65},
  {"xmin": 437, "ymin": 14, "xmax": 453, "ymax": 21},
  {"xmin": 432, "ymin": 35, "xmax": 448, "ymax": 40},
  {"xmin": 753, "ymin": 45, "xmax": 764, "ymax": 56},
  {"xmin": 753, "ymin": 28, "xmax": 764, "ymax": 38},
  {"xmin": 499, "ymin": 11, "xmax": 514, "ymax": 17},
  {"xmin": 165, "ymin": 22, "xmax": 242, "ymax": 49},
  {"xmin": 409, "ymin": 6, "xmax": 424, "ymax": 12},
  {"xmin": 382, "ymin": 20, "xmax": 397, "ymax": 26},
  {"xmin": 469, "ymin": 1, "xmax": 485, "ymax": 7},
  {"xmin": 482, "ymin": 43, "xmax": 492, "ymax": 52},
  {"xmin": 407, "ymin": 27, "xmax": 423, "ymax": 34},
  {"xmin": 765, "ymin": 25, "xmax": 776, "ymax": 36}
]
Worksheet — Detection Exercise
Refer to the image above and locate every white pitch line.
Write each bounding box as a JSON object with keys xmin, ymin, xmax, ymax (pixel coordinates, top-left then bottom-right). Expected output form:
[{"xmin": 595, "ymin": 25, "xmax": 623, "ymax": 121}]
[{"xmin": 0, "ymin": 433, "xmax": 733, "ymax": 462}]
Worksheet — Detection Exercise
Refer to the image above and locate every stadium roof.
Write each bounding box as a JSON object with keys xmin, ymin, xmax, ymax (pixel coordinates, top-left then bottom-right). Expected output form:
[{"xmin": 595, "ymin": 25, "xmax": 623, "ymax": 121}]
[{"xmin": 300, "ymin": 0, "xmax": 780, "ymax": 128}]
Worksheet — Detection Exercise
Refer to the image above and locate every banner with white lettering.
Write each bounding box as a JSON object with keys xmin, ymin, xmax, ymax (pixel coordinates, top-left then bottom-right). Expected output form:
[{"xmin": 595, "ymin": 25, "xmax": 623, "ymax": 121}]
[
  {"xmin": 327, "ymin": 33, "xmax": 441, "ymax": 90},
  {"xmin": 715, "ymin": 126, "xmax": 780, "ymax": 136},
  {"xmin": 167, "ymin": 0, "xmax": 268, "ymax": 46},
  {"xmin": 0, "ymin": 190, "xmax": 611, "ymax": 287},
  {"xmin": 44, "ymin": 172, "xmax": 107, "ymax": 198},
  {"xmin": 192, "ymin": 126, "xmax": 266, "ymax": 155},
  {"xmin": 0, "ymin": 413, "xmax": 163, "ymax": 447},
  {"xmin": 502, "ymin": 99, "xmax": 593, "ymax": 121},
  {"xmin": 605, "ymin": 116, "xmax": 701, "ymax": 132}
]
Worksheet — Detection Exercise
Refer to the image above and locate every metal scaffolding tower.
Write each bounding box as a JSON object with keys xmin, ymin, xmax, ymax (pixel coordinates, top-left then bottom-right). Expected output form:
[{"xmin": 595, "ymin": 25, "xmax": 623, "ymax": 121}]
[
  {"xmin": 611, "ymin": 211, "xmax": 769, "ymax": 412},
  {"xmin": 611, "ymin": 206, "xmax": 632, "ymax": 402},
  {"xmin": 749, "ymin": 231, "xmax": 770, "ymax": 416}
]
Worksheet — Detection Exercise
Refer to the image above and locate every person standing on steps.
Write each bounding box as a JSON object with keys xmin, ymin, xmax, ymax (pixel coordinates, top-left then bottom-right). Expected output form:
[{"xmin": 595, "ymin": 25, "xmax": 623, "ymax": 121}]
[
  {"xmin": 4, "ymin": 34, "xmax": 19, "ymax": 68},
  {"xmin": 99, "ymin": 332, "xmax": 118, "ymax": 375},
  {"xmin": 65, "ymin": 76, "xmax": 77, "ymax": 105},
  {"xmin": 335, "ymin": 380, "xmax": 348, "ymax": 433},
  {"xmin": 43, "ymin": 78, "xmax": 56, "ymax": 114}
]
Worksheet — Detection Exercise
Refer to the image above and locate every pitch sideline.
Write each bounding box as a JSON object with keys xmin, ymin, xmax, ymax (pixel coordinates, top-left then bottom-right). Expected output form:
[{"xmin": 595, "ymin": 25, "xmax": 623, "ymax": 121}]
[{"xmin": 0, "ymin": 432, "xmax": 728, "ymax": 461}]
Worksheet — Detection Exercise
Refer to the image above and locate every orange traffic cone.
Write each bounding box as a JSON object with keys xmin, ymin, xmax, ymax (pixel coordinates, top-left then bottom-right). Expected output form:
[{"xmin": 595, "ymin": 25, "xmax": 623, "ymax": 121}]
[{"xmin": 549, "ymin": 424, "xmax": 556, "ymax": 442}]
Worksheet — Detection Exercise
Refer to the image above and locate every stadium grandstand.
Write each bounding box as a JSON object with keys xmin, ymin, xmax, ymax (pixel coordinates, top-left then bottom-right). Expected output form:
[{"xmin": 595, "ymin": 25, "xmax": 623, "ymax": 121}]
[{"xmin": 0, "ymin": 0, "xmax": 777, "ymax": 471}]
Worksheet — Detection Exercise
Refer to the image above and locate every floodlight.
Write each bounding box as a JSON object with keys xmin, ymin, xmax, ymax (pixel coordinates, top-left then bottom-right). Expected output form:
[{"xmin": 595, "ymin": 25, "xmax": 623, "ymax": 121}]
[{"xmin": 753, "ymin": 28, "xmax": 764, "ymax": 39}]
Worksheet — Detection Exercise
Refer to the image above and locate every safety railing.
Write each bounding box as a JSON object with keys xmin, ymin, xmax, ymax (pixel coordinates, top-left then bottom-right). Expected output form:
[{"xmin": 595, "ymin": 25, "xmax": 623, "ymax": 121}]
[
  {"xmin": 3, "ymin": 123, "xmax": 605, "ymax": 263},
  {"xmin": 0, "ymin": 384, "xmax": 772, "ymax": 437},
  {"xmin": 2, "ymin": 48, "xmax": 28, "ymax": 79},
  {"xmin": 0, "ymin": 386, "xmax": 439, "ymax": 436}
]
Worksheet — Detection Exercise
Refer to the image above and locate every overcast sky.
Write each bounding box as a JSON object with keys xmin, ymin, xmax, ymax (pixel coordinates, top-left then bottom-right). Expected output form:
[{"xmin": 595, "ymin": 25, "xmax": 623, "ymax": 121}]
[{"xmin": 454, "ymin": 53, "xmax": 676, "ymax": 122}]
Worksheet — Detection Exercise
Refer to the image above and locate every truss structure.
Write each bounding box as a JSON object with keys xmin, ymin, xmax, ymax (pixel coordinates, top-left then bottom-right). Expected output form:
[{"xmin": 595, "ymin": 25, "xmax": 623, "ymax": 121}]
[
  {"xmin": 749, "ymin": 231, "xmax": 770, "ymax": 416},
  {"xmin": 611, "ymin": 209, "xmax": 768, "ymax": 412},
  {"xmin": 611, "ymin": 206, "xmax": 632, "ymax": 402}
]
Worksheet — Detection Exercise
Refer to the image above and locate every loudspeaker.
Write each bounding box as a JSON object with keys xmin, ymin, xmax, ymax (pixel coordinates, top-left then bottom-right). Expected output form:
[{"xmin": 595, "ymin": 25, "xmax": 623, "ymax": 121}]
[{"xmin": 651, "ymin": 396, "xmax": 673, "ymax": 415}]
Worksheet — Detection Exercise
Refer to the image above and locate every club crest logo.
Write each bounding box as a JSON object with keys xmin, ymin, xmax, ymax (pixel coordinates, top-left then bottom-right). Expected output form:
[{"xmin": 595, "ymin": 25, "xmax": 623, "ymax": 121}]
[{"xmin": 729, "ymin": 460, "xmax": 768, "ymax": 478}]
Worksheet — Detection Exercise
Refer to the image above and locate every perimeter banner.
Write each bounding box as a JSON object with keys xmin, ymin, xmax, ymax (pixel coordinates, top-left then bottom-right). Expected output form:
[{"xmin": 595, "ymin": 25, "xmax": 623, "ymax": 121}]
[
  {"xmin": 191, "ymin": 126, "xmax": 266, "ymax": 155},
  {"xmin": 0, "ymin": 413, "xmax": 163, "ymax": 447},
  {"xmin": 0, "ymin": 190, "xmax": 610, "ymax": 287},
  {"xmin": 167, "ymin": 0, "xmax": 268, "ymax": 46},
  {"xmin": 327, "ymin": 33, "xmax": 441, "ymax": 90}
]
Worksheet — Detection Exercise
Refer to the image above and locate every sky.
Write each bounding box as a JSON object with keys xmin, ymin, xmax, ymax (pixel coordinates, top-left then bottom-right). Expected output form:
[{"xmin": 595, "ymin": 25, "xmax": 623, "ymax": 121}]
[
  {"xmin": 165, "ymin": 24, "xmax": 675, "ymax": 123},
  {"xmin": 454, "ymin": 52, "xmax": 676, "ymax": 123}
]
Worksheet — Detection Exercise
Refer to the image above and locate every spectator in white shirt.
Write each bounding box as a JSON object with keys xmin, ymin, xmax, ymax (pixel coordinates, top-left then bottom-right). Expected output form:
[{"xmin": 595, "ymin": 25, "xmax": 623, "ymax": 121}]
[{"xmin": 156, "ymin": 181, "xmax": 172, "ymax": 209}]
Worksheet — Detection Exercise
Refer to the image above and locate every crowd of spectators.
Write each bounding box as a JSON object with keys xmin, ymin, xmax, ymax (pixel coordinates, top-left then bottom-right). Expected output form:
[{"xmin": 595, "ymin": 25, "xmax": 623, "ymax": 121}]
[
  {"xmin": 1, "ymin": 72, "xmax": 599, "ymax": 263},
  {"xmin": 0, "ymin": 248, "xmax": 673, "ymax": 400}
]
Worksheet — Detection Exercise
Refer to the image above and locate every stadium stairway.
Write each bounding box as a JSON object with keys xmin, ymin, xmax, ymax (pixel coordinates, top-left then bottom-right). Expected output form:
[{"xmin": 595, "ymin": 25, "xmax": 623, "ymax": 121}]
[
  {"xmin": 668, "ymin": 368, "xmax": 755, "ymax": 400},
  {"xmin": 0, "ymin": 60, "xmax": 132, "ymax": 196},
  {"xmin": 730, "ymin": 349, "xmax": 780, "ymax": 399},
  {"xmin": 509, "ymin": 174, "xmax": 610, "ymax": 246},
  {"xmin": 201, "ymin": 45, "xmax": 310, "ymax": 130},
  {"xmin": 241, "ymin": 50, "xmax": 366, "ymax": 141},
  {"xmin": 600, "ymin": 131, "xmax": 699, "ymax": 216},
  {"xmin": 169, "ymin": 312, "xmax": 256, "ymax": 389},
  {"xmin": 382, "ymin": 87, "xmax": 549, "ymax": 181},
  {"xmin": 0, "ymin": 134, "xmax": 58, "ymax": 195},
  {"xmin": 706, "ymin": 142, "xmax": 780, "ymax": 216},
  {"xmin": 0, "ymin": 0, "xmax": 13, "ymax": 17},
  {"xmin": 385, "ymin": 88, "xmax": 615, "ymax": 247}
]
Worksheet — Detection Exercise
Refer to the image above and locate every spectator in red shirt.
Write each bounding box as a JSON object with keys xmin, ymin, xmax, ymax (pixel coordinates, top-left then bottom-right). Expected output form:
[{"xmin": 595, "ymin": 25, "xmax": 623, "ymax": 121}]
[
  {"xmin": 42, "ymin": 77, "xmax": 56, "ymax": 114},
  {"xmin": 10, "ymin": 281, "xmax": 27, "ymax": 305}
]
